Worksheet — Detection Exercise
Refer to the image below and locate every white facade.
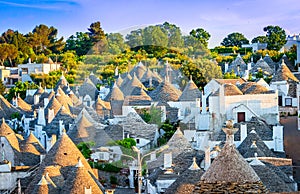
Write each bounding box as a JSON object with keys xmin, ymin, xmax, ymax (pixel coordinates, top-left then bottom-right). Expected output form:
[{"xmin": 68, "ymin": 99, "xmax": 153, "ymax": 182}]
[
  {"xmin": 18, "ymin": 62, "xmax": 60, "ymax": 76},
  {"xmin": 209, "ymin": 89, "xmax": 279, "ymax": 126},
  {"xmin": 270, "ymin": 81, "xmax": 298, "ymax": 107}
]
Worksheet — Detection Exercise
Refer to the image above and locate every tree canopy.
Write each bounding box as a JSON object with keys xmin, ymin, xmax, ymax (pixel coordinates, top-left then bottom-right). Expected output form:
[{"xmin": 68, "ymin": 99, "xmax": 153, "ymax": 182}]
[
  {"xmin": 189, "ymin": 28, "xmax": 211, "ymax": 48},
  {"xmin": 221, "ymin": 32, "xmax": 249, "ymax": 47},
  {"xmin": 263, "ymin": 25, "xmax": 287, "ymax": 51}
]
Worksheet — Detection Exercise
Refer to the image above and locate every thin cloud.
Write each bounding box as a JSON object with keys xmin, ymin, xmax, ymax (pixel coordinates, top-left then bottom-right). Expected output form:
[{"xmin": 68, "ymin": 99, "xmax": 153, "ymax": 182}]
[{"xmin": 0, "ymin": 0, "xmax": 79, "ymax": 10}]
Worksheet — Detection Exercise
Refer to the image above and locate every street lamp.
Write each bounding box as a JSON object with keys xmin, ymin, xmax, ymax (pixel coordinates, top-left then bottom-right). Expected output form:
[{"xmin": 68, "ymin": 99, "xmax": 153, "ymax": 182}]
[
  {"xmin": 132, "ymin": 145, "xmax": 169, "ymax": 194},
  {"xmin": 99, "ymin": 145, "xmax": 169, "ymax": 193}
]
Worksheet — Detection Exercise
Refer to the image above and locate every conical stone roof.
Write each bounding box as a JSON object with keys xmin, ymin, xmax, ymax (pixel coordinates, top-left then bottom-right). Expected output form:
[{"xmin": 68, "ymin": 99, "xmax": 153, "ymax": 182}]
[
  {"xmin": 16, "ymin": 95, "xmax": 32, "ymax": 112},
  {"xmin": 120, "ymin": 73, "xmax": 146, "ymax": 96},
  {"xmin": 105, "ymin": 82, "xmax": 124, "ymax": 101},
  {"xmin": 40, "ymin": 133, "xmax": 93, "ymax": 171},
  {"xmin": 0, "ymin": 118, "xmax": 15, "ymax": 137},
  {"xmin": 250, "ymin": 58, "xmax": 273, "ymax": 75},
  {"xmin": 149, "ymin": 79, "xmax": 182, "ymax": 102},
  {"xmin": 271, "ymin": 60, "xmax": 299, "ymax": 82},
  {"xmin": 61, "ymin": 160, "xmax": 103, "ymax": 194},
  {"xmin": 45, "ymin": 96, "xmax": 62, "ymax": 116},
  {"xmin": 179, "ymin": 78, "xmax": 201, "ymax": 101}
]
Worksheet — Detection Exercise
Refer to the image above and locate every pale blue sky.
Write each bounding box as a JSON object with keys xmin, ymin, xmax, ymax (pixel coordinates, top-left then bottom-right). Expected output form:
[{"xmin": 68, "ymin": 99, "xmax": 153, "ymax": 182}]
[{"xmin": 0, "ymin": 0, "xmax": 300, "ymax": 48}]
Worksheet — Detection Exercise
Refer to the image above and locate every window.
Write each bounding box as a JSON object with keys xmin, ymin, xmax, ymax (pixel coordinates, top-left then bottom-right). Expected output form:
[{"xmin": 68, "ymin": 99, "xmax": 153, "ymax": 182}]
[
  {"xmin": 285, "ymin": 98, "xmax": 292, "ymax": 107},
  {"xmin": 99, "ymin": 153, "xmax": 104, "ymax": 160},
  {"xmin": 278, "ymin": 96, "xmax": 282, "ymax": 106},
  {"xmin": 136, "ymin": 139, "xmax": 140, "ymax": 144},
  {"xmin": 237, "ymin": 112, "xmax": 245, "ymax": 123},
  {"xmin": 86, "ymin": 100, "xmax": 90, "ymax": 107}
]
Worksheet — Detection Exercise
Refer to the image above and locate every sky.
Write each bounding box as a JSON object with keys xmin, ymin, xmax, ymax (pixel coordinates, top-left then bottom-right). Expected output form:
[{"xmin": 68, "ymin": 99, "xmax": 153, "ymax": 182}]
[{"xmin": 0, "ymin": 0, "xmax": 300, "ymax": 48}]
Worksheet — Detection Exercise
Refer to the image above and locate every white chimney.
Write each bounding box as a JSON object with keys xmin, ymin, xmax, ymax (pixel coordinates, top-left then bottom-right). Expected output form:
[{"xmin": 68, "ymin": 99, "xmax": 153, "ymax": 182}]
[
  {"xmin": 34, "ymin": 94, "xmax": 40, "ymax": 105},
  {"xmin": 163, "ymin": 152, "xmax": 172, "ymax": 169},
  {"xmin": 84, "ymin": 186, "xmax": 92, "ymax": 194},
  {"xmin": 247, "ymin": 62, "xmax": 252, "ymax": 71},
  {"xmin": 37, "ymin": 107, "xmax": 46, "ymax": 126},
  {"xmin": 59, "ymin": 120, "xmax": 64, "ymax": 135},
  {"xmin": 48, "ymin": 109, "xmax": 54, "ymax": 124},
  {"xmin": 224, "ymin": 62, "xmax": 229, "ymax": 73},
  {"xmin": 204, "ymin": 146, "xmax": 211, "ymax": 171},
  {"xmin": 240, "ymin": 124, "xmax": 247, "ymax": 142},
  {"xmin": 202, "ymin": 92, "xmax": 207, "ymax": 114},
  {"xmin": 40, "ymin": 154, "xmax": 45, "ymax": 163},
  {"xmin": 273, "ymin": 125, "xmax": 284, "ymax": 152},
  {"xmin": 44, "ymin": 98, "xmax": 49, "ymax": 108},
  {"xmin": 149, "ymin": 77, "xmax": 152, "ymax": 88}
]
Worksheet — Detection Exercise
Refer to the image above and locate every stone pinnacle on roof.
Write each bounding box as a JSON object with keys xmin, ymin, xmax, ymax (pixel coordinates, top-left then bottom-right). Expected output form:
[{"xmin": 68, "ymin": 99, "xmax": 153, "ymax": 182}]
[
  {"xmin": 249, "ymin": 153, "xmax": 265, "ymax": 166},
  {"xmin": 223, "ymin": 120, "xmax": 238, "ymax": 145},
  {"xmin": 38, "ymin": 175, "xmax": 48, "ymax": 185},
  {"xmin": 105, "ymin": 82, "xmax": 124, "ymax": 101},
  {"xmin": 179, "ymin": 75, "xmax": 201, "ymax": 101},
  {"xmin": 0, "ymin": 118, "xmax": 15, "ymax": 137},
  {"xmin": 271, "ymin": 60, "xmax": 299, "ymax": 82},
  {"xmin": 200, "ymin": 120, "xmax": 261, "ymax": 183},
  {"xmin": 75, "ymin": 158, "xmax": 84, "ymax": 168},
  {"xmin": 45, "ymin": 172, "xmax": 57, "ymax": 188},
  {"xmin": 188, "ymin": 157, "xmax": 200, "ymax": 170},
  {"xmin": 40, "ymin": 133, "xmax": 93, "ymax": 173}
]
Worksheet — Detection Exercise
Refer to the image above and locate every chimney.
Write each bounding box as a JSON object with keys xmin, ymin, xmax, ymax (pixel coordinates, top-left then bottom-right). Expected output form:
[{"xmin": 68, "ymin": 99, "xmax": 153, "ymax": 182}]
[
  {"xmin": 240, "ymin": 124, "xmax": 247, "ymax": 142},
  {"xmin": 44, "ymin": 97, "xmax": 49, "ymax": 108},
  {"xmin": 247, "ymin": 62, "xmax": 252, "ymax": 71},
  {"xmin": 222, "ymin": 120, "xmax": 238, "ymax": 145},
  {"xmin": 219, "ymin": 84, "xmax": 225, "ymax": 115},
  {"xmin": 204, "ymin": 146, "xmax": 211, "ymax": 170},
  {"xmin": 40, "ymin": 154, "xmax": 45, "ymax": 163},
  {"xmin": 84, "ymin": 186, "xmax": 92, "ymax": 194},
  {"xmin": 34, "ymin": 94, "xmax": 40, "ymax": 105},
  {"xmin": 37, "ymin": 107, "xmax": 46, "ymax": 126},
  {"xmin": 202, "ymin": 92, "xmax": 207, "ymax": 113},
  {"xmin": 149, "ymin": 77, "xmax": 152, "ymax": 88},
  {"xmin": 12, "ymin": 97, "xmax": 17, "ymax": 107},
  {"xmin": 163, "ymin": 152, "xmax": 172, "ymax": 169},
  {"xmin": 59, "ymin": 120, "xmax": 64, "ymax": 135},
  {"xmin": 48, "ymin": 109, "xmax": 54, "ymax": 123},
  {"xmin": 224, "ymin": 62, "xmax": 229, "ymax": 73}
]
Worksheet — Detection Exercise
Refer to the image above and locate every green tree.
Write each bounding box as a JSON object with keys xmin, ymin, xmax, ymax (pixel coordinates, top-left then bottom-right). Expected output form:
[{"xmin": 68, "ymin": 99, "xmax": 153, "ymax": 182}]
[
  {"xmin": 189, "ymin": 28, "xmax": 211, "ymax": 48},
  {"xmin": 0, "ymin": 44, "xmax": 8, "ymax": 65},
  {"xmin": 221, "ymin": 32, "xmax": 249, "ymax": 47},
  {"xmin": 77, "ymin": 141, "xmax": 95, "ymax": 158},
  {"xmin": 223, "ymin": 69, "xmax": 238, "ymax": 79},
  {"xmin": 27, "ymin": 24, "xmax": 65, "ymax": 55},
  {"xmin": 0, "ymin": 43, "xmax": 18, "ymax": 66},
  {"xmin": 65, "ymin": 32, "xmax": 92, "ymax": 56},
  {"xmin": 88, "ymin": 21, "xmax": 107, "ymax": 54},
  {"xmin": 126, "ymin": 29, "xmax": 143, "ymax": 48},
  {"xmin": 263, "ymin": 25, "xmax": 287, "ymax": 51},
  {"xmin": 251, "ymin": 36, "xmax": 268, "ymax": 43},
  {"xmin": 183, "ymin": 35, "xmax": 210, "ymax": 57},
  {"xmin": 6, "ymin": 44, "xmax": 18, "ymax": 66},
  {"xmin": 181, "ymin": 58, "xmax": 222, "ymax": 89},
  {"xmin": 159, "ymin": 22, "xmax": 184, "ymax": 48},
  {"xmin": 60, "ymin": 51, "xmax": 78, "ymax": 71},
  {"xmin": 106, "ymin": 33, "xmax": 128, "ymax": 54},
  {"xmin": 161, "ymin": 119, "xmax": 177, "ymax": 141},
  {"xmin": 142, "ymin": 25, "xmax": 168, "ymax": 47},
  {"xmin": 6, "ymin": 81, "xmax": 38, "ymax": 101},
  {"xmin": 116, "ymin": 138, "xmax": 136, "ymax": 149}
]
